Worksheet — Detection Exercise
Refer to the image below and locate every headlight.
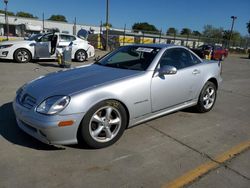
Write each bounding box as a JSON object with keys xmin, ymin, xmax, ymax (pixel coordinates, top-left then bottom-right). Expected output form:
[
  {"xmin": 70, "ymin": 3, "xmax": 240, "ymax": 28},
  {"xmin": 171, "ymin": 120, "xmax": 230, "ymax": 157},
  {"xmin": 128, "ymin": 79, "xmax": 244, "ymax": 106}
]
[
  {"xmin": 36, "ymin": 96, "xmax": 70, "ymax": 115},
  {"xmin": 0, "ymin": 44, "xmax": 13, "ymax": 49}
]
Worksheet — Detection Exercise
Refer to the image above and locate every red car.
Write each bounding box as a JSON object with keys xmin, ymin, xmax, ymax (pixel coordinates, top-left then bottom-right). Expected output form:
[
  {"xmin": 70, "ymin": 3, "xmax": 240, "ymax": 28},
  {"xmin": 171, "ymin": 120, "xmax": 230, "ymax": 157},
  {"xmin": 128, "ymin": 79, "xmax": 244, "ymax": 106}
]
[{"xmin": 192, "ymin": 45, "xmax": 228, "ymax": 61}]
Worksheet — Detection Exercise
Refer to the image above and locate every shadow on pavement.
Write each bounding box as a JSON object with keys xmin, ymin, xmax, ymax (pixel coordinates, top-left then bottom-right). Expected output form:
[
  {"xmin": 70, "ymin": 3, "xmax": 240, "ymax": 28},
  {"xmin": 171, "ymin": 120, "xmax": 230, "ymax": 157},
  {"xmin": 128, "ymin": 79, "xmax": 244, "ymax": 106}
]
[
  {"xmin": 0, "ymin": 59, "xmax": 18, "ymax": 63},
  {"xmin": 0, "ymin": 102, "xmax": 65, "ymax": 150},
  {"xmin": 240, "ymin": 57, "xmax": 250, "ymax": 59}
]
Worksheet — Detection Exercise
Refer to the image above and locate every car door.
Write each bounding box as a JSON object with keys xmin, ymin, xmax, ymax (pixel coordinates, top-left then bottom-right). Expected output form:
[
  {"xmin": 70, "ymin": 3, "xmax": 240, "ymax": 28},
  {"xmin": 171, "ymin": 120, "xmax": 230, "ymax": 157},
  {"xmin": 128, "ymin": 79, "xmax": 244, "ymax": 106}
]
[
  {"xmin": 151, "ymin": 47, "xmax": 202, "ymax": 112},
  {"xmin": 35, "ymin": 34, "xmax": 52, "ymax": 58}
]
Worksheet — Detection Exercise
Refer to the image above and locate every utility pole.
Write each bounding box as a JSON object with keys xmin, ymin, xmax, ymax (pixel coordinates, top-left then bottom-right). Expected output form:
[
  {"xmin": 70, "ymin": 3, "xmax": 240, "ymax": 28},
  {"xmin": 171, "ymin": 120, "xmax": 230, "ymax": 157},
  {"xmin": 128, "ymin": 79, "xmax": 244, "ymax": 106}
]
[
  {"xmin": 4, "ymin": 0, "xmax": 9, "ymax": 40},
  {"xmin": 42, "ymin": 12, "xmax": 45, "ymax": 33},
  {"xmin": 229, "ymin": 16, "xmax": 237, "ymax": 48},
  {"xmin": 105, "ymin": 0, "xmax": 109, "ymax": 51},
  {"xmin": 73, "ymin": 17, "xmax": 76, "ymax": 35}
]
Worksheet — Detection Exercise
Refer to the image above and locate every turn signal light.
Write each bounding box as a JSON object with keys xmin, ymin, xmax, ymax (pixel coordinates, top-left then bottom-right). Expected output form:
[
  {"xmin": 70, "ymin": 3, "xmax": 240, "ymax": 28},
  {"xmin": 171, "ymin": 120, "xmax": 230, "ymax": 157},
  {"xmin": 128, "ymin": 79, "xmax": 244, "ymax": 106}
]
[{"xmin": 58, "ymin": 120, "xmax": 74, "ymax": 127}]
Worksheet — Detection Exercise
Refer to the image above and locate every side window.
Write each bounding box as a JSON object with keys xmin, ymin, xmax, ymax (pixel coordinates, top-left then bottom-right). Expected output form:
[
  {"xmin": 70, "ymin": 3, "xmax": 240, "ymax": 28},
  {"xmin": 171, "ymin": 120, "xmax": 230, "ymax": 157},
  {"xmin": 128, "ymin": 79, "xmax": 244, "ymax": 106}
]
[
  {"xmin": 178, "ymin": 49, "xmax": 193, "ymax": 68},
  {"xmin": 40, "ymin": 34, "xmax": 53, "ymax": 42},
  {"xmin": 190, "ymin": 52, "xmax": 202, "ymax": 65},
  {"xmin": 159, "ymin": 48, "xmax": 183, "ymax": 70},
  {"xmin": 59, "ymin": 35, "xmax": 76, "ymax": 42},
  {"xmin": 159, "ymin": 48, "xmax": 197, "ymax": 69}
]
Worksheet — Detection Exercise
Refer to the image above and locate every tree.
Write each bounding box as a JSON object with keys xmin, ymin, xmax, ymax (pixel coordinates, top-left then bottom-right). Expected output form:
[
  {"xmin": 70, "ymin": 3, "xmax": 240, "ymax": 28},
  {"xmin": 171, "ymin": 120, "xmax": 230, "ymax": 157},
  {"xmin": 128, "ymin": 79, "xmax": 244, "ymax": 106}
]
[
  {"xmin": 16, "ymin": 11, "xmax": 37, "ymax": 19},
  {"xmin": 192, "ymin": 30, "xmax": 201, "ymax": 36},
  {"xmin": 132, "ymin": 22, "xmax": 159, "ymax": 33},
  {"xmin": 48, "ymin": 15, "xmax": 67, "ymax": 22},
  {"xmin": 223, "ymin": 30, "xmax": 241, "ymax": 41},
  {"xmin": 166, "ymin": 27, "xmax": 178, "ymax": 35},
  {"xmin": 247, "ymin": 20, "xmax": 250, "ymax": 34},
  {"xmin": 203, "ymin": 24, "xmax": 223, "ymax": 38},
  {"xmin": 180, "ymin": 28, "xmax": 192, "ymax": 35},
  {"xmin": 0, "ymin": 9, "xmax": 14, "ymax": 16}
]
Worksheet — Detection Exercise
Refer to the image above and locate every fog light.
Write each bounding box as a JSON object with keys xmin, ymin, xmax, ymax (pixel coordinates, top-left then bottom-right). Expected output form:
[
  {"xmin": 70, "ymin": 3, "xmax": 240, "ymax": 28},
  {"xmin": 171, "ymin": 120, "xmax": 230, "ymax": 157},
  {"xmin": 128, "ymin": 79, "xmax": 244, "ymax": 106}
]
[
  {"xmin": 2, "ymin": 51, "xmax": 8, "ymax": 56},
  {"xmin": 58, "ymin": 120, "xmax": 74, "ymax": 127}
]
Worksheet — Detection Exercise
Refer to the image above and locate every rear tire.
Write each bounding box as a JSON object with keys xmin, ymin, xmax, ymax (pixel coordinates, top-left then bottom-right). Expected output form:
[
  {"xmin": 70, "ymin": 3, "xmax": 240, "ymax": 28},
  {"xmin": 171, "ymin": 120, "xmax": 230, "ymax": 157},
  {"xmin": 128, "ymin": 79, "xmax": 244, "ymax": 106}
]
[
  {"xmin": 195, "ymin": 81, "xmax": 217, "ymax": 113},
  {"xmin": 75, "ymin": 50, "xmax": 87, "ymax": 62},
  {"xmin": 14, "ymin": 48, "xmax": 31, "ymax": 63},
  {"xmin": 78, "ymin": 100, "xmax": 127, "ymax": 149}
]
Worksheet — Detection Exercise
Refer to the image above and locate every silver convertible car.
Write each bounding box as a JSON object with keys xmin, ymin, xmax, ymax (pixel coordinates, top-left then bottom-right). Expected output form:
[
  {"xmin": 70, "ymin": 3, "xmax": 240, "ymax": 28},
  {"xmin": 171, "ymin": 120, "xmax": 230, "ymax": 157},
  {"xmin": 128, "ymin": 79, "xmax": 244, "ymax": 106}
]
[{"xmin": 13, "ymin": 44, "xmax": 222, "ymax": 148}]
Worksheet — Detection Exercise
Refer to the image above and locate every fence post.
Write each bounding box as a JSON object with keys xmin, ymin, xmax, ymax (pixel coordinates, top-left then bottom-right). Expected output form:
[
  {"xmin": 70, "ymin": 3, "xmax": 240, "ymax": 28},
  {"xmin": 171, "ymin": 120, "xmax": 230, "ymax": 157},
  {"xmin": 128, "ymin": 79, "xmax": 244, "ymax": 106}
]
[
  {"xmin": 123, "ymin": 24, "xmax": 126, "ymax": 46},
  {"xmin": 186, "ymin": 33, "xmax": 189, "ymax": 47},
  {"xmin": 159, "ymin": 29, "xmax": 162, "ymax": 44},
  {"xmin": 174, "ymin": 33, "xmax": 176, "ymax": 44},
  {"xmin": 142, "ymin": 32, "xmax": 144, "ymax": 44}
]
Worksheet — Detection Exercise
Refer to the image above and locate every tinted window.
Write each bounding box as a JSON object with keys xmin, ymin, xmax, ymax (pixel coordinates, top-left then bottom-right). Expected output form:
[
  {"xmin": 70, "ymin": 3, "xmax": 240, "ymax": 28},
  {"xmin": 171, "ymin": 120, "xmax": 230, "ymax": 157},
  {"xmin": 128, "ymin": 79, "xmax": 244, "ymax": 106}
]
[
  {"xmin": 159, "ymin": 48, "xmax": 194, "ymax": 69},
  {"xmin": 190, "ymin": 52, "xmax": 202, "ymax": 64}
]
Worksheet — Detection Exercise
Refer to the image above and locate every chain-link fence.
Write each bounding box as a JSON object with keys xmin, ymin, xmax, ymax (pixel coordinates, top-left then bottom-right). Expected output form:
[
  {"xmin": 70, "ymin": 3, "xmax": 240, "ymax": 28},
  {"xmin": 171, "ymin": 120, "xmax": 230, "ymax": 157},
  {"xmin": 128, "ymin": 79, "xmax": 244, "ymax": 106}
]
[{"xmin": 88, "ymin": 28, "xmax": 250, "ymax": 53}]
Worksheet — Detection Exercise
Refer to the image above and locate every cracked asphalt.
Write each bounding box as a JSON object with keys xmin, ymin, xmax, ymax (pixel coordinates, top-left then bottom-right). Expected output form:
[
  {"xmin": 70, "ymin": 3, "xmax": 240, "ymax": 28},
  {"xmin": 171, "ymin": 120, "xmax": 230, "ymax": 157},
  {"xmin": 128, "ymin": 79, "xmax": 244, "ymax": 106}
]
[{"xmin": 0, "ymin": 52, "xmax": 249, "ymax": 188}]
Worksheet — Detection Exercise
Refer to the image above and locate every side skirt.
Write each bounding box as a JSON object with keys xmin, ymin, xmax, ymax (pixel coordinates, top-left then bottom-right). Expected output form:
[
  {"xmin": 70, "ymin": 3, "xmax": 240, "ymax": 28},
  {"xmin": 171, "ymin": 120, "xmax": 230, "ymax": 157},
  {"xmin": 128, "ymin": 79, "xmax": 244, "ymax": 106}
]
[{"xmin": 128, "ymin": 99, "xmax": 198, "ymax": 128}]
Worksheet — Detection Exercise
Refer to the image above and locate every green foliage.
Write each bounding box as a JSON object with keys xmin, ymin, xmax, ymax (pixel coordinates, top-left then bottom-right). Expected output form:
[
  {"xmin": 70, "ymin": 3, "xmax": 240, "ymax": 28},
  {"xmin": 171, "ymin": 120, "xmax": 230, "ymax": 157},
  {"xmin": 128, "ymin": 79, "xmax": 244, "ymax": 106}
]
[
  {"xmin": 203, "ymin": 24, "xmax": 223, "ymax": 38},
  {"xmin": 16, "ymin": 11, "xmax": 37, "ymax": 19},
  {"xmin": 247, "ymin": 21, "xmax": 250, "ymax": 34},
  {"xmin": 166, "ymin": 27, "xmax": 178, "ymax": 35},
  {"xmin": 223, "ymin": 30, "xmax": 241, "ymax": 41},
  {"xmin": 180, "ymin": 28, "xmax": 192, "ymax": 35},
  {"xmin": 132, "ymin": 22, "xmax": 159, "ymax": 33},
  {"xmin": 192, "ymin": 30, "xmax": 201, "ymax": 36},
  {"xmin": 0, "ymin": 9, "xmax": 15, "ymax": 16},
  {"xmin": 48, "ymin": 15, "xmax": 67, "ymax": 22}
]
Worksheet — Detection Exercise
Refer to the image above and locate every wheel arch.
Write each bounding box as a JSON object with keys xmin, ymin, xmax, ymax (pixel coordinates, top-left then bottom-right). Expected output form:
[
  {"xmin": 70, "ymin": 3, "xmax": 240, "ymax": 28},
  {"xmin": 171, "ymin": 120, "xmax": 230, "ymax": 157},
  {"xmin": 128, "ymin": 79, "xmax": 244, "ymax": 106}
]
[
  {"xmin": 207, "ymin": 77, "xmax": 218, "ymax": 90},
  {"xmin": 74, "ymin": 49, "xmax": 88, "ymax": 59},
  {"xmin": 13, "ymin": 48, "xmax": 33, "ymax": 60},
  {"xmin": 76, "ymin": 98, "xmax": 131, "ymax": 142}
]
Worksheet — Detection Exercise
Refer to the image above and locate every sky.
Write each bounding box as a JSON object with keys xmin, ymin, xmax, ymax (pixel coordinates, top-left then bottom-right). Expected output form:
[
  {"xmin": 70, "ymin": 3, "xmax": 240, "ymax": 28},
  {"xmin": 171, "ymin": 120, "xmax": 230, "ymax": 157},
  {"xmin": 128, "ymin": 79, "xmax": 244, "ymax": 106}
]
[{"xmin": 3, "ymin": 0, "xmax": 250, "ymax": 35}]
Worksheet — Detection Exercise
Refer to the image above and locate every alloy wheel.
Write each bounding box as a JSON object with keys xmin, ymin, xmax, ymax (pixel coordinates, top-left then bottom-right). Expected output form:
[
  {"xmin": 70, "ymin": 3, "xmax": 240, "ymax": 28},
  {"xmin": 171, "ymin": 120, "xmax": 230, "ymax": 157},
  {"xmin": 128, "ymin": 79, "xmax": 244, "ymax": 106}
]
[{"xmin": 89, "ymin": 106, "xmax": 122, "ymax": 143}]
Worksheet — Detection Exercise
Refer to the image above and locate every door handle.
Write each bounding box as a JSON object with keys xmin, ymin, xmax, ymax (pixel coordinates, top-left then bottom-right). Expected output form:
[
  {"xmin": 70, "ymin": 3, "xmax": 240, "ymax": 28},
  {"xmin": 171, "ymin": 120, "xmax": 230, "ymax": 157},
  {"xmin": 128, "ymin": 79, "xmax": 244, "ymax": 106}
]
[{"xmin": 192, "ymin": 69, "xmax": 200, "ymax": 75}]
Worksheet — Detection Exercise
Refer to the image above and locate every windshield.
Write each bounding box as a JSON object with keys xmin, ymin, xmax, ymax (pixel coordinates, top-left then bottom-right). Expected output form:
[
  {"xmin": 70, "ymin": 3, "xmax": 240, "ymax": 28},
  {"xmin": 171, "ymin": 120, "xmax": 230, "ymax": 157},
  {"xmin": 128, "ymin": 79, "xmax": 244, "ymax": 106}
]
[
  {"xmin": 95, "ymin": 46, "xmax": 160, "ymax": 71},
  {"xmin": 26, "ymin": 34, "xmax": 43, "ymax": 42}
]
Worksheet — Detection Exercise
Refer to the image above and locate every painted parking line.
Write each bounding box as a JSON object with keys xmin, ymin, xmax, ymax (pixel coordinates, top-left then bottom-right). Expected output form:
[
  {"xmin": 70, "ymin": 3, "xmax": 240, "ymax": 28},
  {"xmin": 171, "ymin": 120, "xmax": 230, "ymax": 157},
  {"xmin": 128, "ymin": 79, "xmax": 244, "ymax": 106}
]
[{"xmin": 162, "ymin": 141, "xmax": 250, "ymax": 188}]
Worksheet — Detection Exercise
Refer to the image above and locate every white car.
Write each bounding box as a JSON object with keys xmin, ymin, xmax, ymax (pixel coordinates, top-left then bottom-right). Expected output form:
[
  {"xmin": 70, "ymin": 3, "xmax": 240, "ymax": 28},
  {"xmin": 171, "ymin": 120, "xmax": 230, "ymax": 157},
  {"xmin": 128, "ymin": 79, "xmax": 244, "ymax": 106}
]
[{"xmin": 0, "ymin": 32, "xmax": 95, "ymax": 63}]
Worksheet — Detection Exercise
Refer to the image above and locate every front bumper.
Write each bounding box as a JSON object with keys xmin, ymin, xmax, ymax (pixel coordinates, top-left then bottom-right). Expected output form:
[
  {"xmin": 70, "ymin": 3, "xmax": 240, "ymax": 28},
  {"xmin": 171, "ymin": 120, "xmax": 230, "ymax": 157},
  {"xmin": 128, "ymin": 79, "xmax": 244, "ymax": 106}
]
[{"xmin": 13, "ymin": 99, "xmax": 85, "ymax": 145}]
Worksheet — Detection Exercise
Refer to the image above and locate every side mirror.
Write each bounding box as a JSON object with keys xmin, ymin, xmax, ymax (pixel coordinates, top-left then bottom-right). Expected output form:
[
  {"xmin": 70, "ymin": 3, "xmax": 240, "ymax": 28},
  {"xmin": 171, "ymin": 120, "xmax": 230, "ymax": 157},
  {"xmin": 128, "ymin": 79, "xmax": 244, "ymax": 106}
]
[{"xmin": 158, "ymin": 65, "xmax": 177, "ymax": 76}]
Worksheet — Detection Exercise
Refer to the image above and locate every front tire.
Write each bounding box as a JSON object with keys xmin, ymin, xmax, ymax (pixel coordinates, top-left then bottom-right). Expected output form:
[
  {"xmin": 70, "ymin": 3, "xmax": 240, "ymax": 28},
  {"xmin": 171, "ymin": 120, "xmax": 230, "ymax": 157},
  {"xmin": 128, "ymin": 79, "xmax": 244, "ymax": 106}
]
[
  {"xmin": 78, "ymin": 100, "xmax": 127, "ymax": 149},
  {"xmin": 195, "ymin": 81, "xmax": 217, "ymax": 113},
  {"xmin": 75, "ymin": 49, "xmax": 87, "ymax": 62},
  {"xmin": 14, "ymin": 49, "xmax": 31, "ymax": 63}
]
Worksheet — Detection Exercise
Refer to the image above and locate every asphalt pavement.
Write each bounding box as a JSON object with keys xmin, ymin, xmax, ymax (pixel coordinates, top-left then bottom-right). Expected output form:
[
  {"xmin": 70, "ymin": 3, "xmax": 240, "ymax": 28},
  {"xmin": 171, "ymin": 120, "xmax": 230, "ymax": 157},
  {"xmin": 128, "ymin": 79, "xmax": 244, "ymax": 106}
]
[{"xmin": 0, "ymin": 52, "xmax": 249, "ymax": 188}]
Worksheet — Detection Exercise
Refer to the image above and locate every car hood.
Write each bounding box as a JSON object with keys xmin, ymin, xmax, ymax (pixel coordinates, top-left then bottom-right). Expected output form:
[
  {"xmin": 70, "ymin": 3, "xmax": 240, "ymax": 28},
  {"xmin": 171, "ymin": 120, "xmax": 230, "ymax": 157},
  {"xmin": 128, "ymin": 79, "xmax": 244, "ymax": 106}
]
[
  {"xmin": 0, "ymin": 40, "xmax": 33, "ymax": 45},
  {"xmin": 24, "ymin": 64, "xmax": 142, "ymax": 101}
]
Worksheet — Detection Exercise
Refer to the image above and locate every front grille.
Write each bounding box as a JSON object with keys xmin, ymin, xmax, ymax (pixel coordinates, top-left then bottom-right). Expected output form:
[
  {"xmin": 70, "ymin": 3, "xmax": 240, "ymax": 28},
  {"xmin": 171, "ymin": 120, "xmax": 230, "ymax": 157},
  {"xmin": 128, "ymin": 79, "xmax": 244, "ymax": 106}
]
[{"xmin": 18, "ymin": 93, "xmax": 37, "ymax": 109}]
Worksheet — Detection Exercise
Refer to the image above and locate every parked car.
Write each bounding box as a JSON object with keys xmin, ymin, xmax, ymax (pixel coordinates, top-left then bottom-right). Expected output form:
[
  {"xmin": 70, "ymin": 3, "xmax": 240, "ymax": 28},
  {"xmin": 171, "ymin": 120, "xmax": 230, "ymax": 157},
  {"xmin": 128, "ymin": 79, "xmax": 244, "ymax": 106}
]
[
  {"xmin": 0, "ymin": 32, "xmax": 95, "ymax": 63},
  {"xmin": 13, "ymin": 44, "xmax": 222, "ymax": 148},
  {"xmin": 192, "ymin": 44, "xmax": 228, "ymax": 61}
]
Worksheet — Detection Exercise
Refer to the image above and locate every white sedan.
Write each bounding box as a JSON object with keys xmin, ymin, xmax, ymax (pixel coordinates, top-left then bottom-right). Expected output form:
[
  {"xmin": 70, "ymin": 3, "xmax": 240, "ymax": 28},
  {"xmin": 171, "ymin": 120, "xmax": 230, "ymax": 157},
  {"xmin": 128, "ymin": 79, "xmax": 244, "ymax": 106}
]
[{"xmin": 0, "ymin": 32, "xmax": 95, "ymax": 63}]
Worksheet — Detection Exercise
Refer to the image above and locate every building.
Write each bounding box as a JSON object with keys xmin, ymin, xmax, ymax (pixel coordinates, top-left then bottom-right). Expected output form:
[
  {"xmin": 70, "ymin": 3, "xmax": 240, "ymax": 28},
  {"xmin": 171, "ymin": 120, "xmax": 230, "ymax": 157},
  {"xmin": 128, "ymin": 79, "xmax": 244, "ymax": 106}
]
[
  {"xmin": 0, "ymin": 14, "xmax": 100, "ymax": 37},
  {"xmin": 0, "ymin": 14, "xmax": 204, "ymax": 49}
]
